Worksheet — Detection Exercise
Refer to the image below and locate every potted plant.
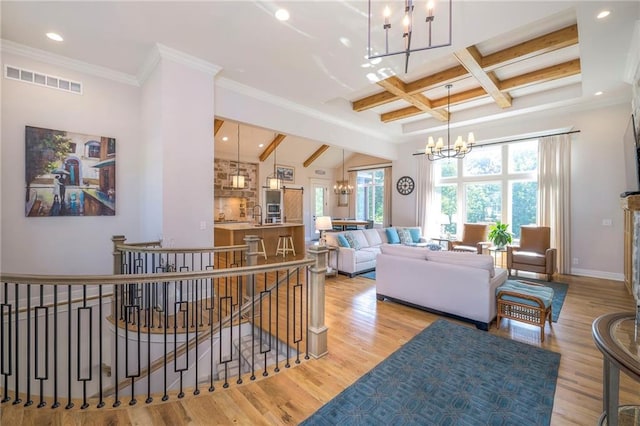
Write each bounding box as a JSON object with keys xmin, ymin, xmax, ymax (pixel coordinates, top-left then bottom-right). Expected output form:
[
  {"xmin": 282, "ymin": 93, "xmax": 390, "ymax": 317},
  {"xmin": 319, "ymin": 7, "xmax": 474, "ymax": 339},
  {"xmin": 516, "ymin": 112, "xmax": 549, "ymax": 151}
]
[{"xmin": 488, "ymin": 221, "xmax": 513, "ymax": 249}]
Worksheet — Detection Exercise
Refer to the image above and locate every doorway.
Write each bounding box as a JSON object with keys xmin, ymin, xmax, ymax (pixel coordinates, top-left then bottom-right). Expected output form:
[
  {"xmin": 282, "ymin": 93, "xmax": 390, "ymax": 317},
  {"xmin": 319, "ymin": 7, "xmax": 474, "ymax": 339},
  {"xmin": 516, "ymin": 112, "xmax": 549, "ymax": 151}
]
[{"xmin": 308, "ymin": 178, "xmax": 330, "ymax": 241}]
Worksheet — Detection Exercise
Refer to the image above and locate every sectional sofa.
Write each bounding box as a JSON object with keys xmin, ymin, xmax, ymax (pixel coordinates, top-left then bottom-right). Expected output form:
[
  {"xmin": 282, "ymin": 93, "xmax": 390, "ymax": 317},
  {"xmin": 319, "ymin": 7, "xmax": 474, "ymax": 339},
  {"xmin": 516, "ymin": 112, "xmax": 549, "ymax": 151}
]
[
  {"xmin": 376, "ymin": 244, "xmax": 508, "ymax": 330},
  {"xmin": 323, "ymin": 226, "xmax": 432, "ymax": 277}
]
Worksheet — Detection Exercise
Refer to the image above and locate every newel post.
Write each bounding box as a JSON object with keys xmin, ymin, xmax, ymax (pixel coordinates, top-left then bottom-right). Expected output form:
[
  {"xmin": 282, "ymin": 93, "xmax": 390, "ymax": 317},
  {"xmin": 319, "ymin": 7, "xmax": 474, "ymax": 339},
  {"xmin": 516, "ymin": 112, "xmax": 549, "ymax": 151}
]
[
  {"xmin": 112, "ymin": 235, "xmax": 126, "ymax": 275},
  {"xmin": 306, "ymin": 245, "xmax": 328, "ymax": 358},
  {"xmin": 244, "ymin": 235, "xmax": 259, "ymax": 298}
]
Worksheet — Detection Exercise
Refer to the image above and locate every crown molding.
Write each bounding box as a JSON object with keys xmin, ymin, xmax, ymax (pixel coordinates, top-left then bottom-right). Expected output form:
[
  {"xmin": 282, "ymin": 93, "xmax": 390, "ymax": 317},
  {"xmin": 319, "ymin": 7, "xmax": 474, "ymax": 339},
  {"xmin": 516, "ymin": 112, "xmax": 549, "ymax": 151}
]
[
  {"xmin": 137, "ymin": 43, "xmax": 222, "ymax": 85},
  {"xmin": 215, "ymin": 77, "xmax": 392, "ymax": 142},
  {"xmin": 0, "ymin": 39, "xmax": 139, "ymax": 86}
]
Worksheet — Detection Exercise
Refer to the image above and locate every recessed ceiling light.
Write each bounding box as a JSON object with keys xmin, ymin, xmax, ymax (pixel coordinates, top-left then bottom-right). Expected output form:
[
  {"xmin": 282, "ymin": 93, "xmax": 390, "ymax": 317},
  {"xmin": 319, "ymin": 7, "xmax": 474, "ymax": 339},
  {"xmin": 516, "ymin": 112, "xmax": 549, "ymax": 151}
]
[
  {"xmin": 46, "ymin": 32, "xmax": 63, "ymax": 42},
  {"xmin": 594, "ymin": 91, "xmax": 603, "ymax": 96},
  {"xmin": 275, "ymin": 8, "xmax": 290, "ymax": 21},
  {"xmin": 597, "ymin": 10, "xmax": 610, "ymax": 19},
  {"xmin": 222, "ymin": 136, "xmax": 229, "ymax": 141},
  {"xmin": 259, "ymin": 143, "xmax": 264, "ymax": 148}
]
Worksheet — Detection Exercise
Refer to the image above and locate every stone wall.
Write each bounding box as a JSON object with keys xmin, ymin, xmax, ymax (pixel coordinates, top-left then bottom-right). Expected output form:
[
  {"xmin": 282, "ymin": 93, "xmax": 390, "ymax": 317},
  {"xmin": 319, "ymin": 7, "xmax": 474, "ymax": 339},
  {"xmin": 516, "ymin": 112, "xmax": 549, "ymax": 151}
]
[{"xmin": 214, "ymin": 158, "xmax": 258, "ymax": 218}]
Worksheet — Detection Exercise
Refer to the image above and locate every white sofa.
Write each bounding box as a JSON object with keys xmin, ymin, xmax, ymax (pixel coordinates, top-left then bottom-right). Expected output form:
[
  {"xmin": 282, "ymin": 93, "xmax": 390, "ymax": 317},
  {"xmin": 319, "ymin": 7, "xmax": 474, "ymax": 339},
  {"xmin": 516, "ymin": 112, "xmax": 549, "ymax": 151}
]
[
  {"xmin": 324, "ymin": 227, "xmax": 429, "ymax": 277},
  {"xmin": 375, "ymin": 244, "xmax": 508, "ymax": 330}
]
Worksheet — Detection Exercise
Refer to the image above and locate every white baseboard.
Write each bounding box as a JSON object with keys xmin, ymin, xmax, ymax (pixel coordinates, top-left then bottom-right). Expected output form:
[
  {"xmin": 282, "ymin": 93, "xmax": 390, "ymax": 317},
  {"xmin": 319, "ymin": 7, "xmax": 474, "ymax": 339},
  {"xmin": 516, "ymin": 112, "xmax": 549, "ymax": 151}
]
[{"xmin": 570, "ymin": 268, "xmax": 624, "ymax": 281}]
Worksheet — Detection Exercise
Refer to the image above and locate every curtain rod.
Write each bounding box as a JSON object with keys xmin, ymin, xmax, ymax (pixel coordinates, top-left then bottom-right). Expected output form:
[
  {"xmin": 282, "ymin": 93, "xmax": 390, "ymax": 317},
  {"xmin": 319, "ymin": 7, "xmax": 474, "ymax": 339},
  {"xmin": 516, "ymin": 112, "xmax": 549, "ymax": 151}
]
[
  {"xmin": 412, "ymin": 129, "xmax": 581, "ymax": 156},
  {"xmin": 347, "ymin": 163, "xmax": 392, "ymax": 172}
]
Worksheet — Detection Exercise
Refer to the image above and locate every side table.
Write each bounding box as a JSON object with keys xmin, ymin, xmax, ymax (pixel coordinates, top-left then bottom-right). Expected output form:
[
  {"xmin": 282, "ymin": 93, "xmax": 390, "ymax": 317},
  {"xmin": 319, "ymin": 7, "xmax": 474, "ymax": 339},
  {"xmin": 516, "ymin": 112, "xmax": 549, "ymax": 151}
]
[
  {"xmin": 488, "ymin": 246, "xmax": 507, "ymax": 267},
  {"xmin": 592, "ymin": 312, "xmax": 640, "ymax": 425}
]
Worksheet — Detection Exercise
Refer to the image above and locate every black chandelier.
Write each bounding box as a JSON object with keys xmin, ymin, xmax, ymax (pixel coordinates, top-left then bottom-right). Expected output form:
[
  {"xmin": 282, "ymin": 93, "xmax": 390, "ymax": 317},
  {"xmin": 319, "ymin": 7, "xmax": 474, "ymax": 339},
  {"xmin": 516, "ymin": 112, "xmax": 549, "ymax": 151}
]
[
  {"xmin": 424, "ymin": 84, "xmax": 474, "ymax": 160},
  {"xmin": 367, "ymin": 0, "xmax": 452, "ymax": 73}
]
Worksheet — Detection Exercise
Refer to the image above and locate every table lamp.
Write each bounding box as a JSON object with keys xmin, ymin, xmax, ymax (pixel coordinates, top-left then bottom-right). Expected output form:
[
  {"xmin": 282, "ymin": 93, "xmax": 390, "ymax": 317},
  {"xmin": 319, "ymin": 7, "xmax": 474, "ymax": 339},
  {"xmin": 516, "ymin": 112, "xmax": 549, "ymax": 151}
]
[{"xmin": 315, "ymin": 216, "xmax": 333, "ymax": 246}]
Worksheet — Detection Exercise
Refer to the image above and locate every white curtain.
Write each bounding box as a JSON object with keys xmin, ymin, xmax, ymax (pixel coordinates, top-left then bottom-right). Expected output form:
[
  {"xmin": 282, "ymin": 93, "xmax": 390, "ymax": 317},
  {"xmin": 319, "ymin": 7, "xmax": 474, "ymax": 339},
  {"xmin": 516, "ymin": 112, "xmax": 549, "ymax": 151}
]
[
  {"xmin": 348, "ymin": 170, "xmax": 357, "ymax": 218},
  {"xmin": 383, "ymin": 167, "xmax": 392, "ymax": 227},
  {"xmin": 538, "ymin": 134, "xmax": 572, "ymax": 274},
  {"xmin": 416, "ymin": 155, "xmax": 436, "ymax": 237}
]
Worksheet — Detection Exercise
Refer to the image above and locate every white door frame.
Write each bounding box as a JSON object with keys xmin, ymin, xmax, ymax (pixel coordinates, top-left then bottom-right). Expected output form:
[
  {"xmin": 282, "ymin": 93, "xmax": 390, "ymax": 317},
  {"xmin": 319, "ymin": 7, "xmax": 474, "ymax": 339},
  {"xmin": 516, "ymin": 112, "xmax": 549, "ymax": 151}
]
[{"xmin": 308, "ymin": 178, "xmax": 331, "ymax": 241}]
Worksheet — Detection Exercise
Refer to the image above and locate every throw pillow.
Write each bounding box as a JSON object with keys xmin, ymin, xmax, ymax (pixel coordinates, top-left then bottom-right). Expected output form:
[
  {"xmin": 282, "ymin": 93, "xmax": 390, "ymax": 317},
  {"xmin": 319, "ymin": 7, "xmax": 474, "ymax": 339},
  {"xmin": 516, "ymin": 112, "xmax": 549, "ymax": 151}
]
[
  {"xmin": 408, "ymin": 228, "xmax": 422, "ymax": 243},
  {"xmin": 385, "ymin": 228, "xmax": 400, "ymax": 244},
  {"xmin": 337, "ymin": 234, "xmax": 350, "ymax": 248},
  {"xmin": 344, "ymin": 232, "xmax": 361, "ymax": 250},
  {"xmin": 398, "ymin": 228, "xmax": 413, "ymax": 245}
]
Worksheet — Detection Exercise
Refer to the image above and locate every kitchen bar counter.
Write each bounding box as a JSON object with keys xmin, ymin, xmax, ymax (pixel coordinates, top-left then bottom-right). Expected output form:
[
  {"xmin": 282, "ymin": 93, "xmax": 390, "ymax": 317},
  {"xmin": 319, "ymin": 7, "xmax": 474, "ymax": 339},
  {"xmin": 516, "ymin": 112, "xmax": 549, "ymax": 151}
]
[{"xmin": 214, "ymin": 223, "xmax": 305, "ymax": 258}]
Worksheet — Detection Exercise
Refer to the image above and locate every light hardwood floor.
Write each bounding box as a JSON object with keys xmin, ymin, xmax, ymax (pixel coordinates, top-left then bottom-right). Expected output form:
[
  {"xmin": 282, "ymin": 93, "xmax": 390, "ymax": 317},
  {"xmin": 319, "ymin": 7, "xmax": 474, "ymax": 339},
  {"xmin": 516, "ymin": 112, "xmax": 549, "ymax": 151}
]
[{"xmin": 2, "ymin": 272, "xmax": 639, "ymax": 425}]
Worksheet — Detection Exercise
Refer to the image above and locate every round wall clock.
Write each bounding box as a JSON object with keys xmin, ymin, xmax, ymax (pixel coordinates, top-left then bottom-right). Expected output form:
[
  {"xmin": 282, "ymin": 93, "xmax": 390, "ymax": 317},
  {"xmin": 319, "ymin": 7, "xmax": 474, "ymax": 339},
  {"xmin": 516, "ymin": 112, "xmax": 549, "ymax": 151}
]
[{"xmin": 396, "ymin": 176, "xmax": 415, "ymax": 195}]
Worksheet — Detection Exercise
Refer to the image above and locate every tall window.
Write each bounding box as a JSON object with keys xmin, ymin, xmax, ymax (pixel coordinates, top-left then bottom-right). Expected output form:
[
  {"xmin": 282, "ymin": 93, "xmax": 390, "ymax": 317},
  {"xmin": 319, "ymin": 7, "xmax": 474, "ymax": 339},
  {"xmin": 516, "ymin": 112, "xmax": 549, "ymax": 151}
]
[
  {"xmin": 355, "ymin": 169, "xmax": 385, "ymax": 225},
  {"xmin": 432, "ymin": 140, "xmax": 538, "ymax": 239}
]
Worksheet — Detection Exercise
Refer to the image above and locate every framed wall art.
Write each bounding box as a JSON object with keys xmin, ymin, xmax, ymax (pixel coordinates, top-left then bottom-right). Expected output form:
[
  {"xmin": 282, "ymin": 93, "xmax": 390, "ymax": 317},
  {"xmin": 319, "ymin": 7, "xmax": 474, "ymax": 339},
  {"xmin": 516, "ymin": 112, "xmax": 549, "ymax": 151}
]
[
  {"xmin": 25, "ymin": 125, "xmax": 116, "ymax": 217},
  {"xmin": 276, "ymin": 165, "xmax": 295, "ymax": 183}
]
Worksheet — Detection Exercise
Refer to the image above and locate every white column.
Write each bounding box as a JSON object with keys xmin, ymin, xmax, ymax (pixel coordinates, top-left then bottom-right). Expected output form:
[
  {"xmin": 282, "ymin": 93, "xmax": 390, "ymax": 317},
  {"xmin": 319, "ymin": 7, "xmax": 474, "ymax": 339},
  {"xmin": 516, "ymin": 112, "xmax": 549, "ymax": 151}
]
[{"xmin": 139, "ymin": 44, "xmax": 221, "ymax": 247}]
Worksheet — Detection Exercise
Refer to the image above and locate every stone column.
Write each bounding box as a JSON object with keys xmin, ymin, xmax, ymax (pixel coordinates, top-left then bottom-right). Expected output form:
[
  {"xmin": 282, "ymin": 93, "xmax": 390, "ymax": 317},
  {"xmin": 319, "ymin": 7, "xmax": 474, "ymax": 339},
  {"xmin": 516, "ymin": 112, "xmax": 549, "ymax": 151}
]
[{"xmin": 306, "ymin": 245, "xmax": 328, "ymax": 358}]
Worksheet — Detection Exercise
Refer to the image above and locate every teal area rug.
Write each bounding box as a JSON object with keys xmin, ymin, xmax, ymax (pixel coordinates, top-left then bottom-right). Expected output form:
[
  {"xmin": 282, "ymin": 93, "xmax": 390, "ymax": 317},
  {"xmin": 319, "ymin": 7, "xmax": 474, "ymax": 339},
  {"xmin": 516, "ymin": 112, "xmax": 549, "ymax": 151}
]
[
  {"xmin": 507, "ymin": 278, "xmax": 568, "ymax": 322},
  {"xmin": 301, "ymin": 319, "xmax": 561, "ymax": 426},
  {"xmin": 363, "ymin": 272, "xmax": 568, "ymax": 322},
  {"xmin": 360, "ymin": 270, "xmax": 376, "ymax": 280}
]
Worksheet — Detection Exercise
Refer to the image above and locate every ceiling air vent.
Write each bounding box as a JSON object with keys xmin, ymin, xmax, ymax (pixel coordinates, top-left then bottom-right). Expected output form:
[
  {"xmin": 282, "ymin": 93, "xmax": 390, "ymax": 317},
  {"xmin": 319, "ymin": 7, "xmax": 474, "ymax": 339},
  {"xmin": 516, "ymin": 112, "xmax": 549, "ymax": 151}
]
[{"xmin": 4, "ymin": 65, "xmax": 82, "ymax": 94}]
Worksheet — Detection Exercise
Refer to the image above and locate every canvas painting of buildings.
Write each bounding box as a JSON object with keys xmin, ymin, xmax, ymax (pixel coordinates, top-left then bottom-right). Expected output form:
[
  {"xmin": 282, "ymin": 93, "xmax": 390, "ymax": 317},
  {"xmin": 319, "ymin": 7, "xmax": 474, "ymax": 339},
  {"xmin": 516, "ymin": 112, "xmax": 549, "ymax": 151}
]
[{"xmin": 25, "ymin": 126, "xmax": 116, "ymax": 217}]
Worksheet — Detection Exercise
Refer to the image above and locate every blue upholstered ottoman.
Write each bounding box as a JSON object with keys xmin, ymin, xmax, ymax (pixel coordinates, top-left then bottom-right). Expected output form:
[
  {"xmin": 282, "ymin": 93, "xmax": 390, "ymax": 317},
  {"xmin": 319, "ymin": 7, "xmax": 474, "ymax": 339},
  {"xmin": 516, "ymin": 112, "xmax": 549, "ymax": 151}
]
[{"xmin": 496, "ymin": 280, "xmax": 554, "ymax": 342}]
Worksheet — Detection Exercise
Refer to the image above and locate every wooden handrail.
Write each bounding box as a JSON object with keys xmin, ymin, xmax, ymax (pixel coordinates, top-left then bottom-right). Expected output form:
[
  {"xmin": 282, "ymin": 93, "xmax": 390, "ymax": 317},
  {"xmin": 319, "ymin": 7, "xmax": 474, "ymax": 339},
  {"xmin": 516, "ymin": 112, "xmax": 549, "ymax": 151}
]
[
  {"xmin": 115, "ymin": 243, "xmax": 246, "ymax": 254},
  {"xmin": 0, "ymin": 258, "xmax": 314, "ymax": 286}
]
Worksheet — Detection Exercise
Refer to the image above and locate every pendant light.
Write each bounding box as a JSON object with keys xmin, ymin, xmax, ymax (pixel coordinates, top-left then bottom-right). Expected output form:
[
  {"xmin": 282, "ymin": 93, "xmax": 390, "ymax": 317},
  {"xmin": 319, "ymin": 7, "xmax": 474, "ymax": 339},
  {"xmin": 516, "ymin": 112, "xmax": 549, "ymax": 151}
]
[
  {"xmin": 333, "ymin": 149, "xmax": 353, "ymax": 195},
  {"xmin": 231, "ymin": 123, "xmax": 245, "ymax": 188}
]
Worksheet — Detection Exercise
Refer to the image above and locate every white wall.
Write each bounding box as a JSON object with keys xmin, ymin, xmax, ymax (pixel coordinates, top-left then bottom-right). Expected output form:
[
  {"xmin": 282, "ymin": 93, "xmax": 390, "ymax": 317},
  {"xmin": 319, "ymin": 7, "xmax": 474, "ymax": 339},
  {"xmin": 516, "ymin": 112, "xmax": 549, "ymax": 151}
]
[
  {"xmin": 0, "ymin": 52, "xmax": 142, "ymax": 274},
  {"xmin": 140, "ymin": 60, "xmax": 163, "ymax": 242},
  {"xmin": 393, "ymin": 100, "xmax": 632, "ymax": 280},
  {"xmin": 154, "ymin": 58, "xmax": 215, "ymax": 248}
]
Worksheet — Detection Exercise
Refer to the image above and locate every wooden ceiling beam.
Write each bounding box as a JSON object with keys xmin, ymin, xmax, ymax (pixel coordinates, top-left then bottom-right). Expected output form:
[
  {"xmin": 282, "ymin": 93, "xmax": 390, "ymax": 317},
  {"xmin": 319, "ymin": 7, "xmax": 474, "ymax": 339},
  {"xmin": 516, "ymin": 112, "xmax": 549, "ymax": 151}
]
[
  {"xmin": 454, "ymin": 46, "xmax": 512, "ymax": 108},
  {"xmin": 352, "ymin": 24, "xmax": 579, "ymax": 118},
  {"xmin": 352, "ymin": 91, "xmax": 398, "ymax": 112},
  {"xmin": 404, "ymin": 65, "xmax": 469, "ymax": 94},
  {"xmin": 381, "ymin": 87, "xmax": 487, "ymax": 123},
  {"xmin": 214, "ymin": 118, "xmax": 224, "ymax": 136},
  {"xmin": 353, "ymin": 65, "xmax": 469, "ymax": 112},
  {"xmin": 499, "ymin": 59, "xmax": 581, "ymax": 91},
  {"xmin": 481, "ymin": 24, "xmax": 579, "ymax": 70},
  {"xmin": 377, "ymin": 76, "xmax": 449, "ymax": 121},
  {"xmin": 378, "ymin": 59, "xmax": 580, "ymax": 123},
  {"xmin": 431, "ymin": 87, "xmax": 488, "ymax": 109},
  {"xmin": 381, "ymin": 106, "xmax": 423, "ymax": 123},
  {"xmin": 258, "ymin": 134, "xmax": 287, "ymax": 162},
  {"xmin": 303, "ymin": 145, "xmax": 330, "ymax": 168},
  {"xmin": 352, "ymin": 65, "xmax": 468, "ymax": 112}
]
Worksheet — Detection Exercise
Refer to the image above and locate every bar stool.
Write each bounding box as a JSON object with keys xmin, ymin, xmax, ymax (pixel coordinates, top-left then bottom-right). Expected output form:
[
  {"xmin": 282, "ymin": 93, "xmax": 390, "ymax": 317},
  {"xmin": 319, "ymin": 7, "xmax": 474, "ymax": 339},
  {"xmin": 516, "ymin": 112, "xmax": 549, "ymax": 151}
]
[
  {"xmin": 256, "ymin": 236, "xmax": 267, "ymax": 260},
  {"xmin": 276, "ymin": 235, "xmax": 296, "ymax": 257}
]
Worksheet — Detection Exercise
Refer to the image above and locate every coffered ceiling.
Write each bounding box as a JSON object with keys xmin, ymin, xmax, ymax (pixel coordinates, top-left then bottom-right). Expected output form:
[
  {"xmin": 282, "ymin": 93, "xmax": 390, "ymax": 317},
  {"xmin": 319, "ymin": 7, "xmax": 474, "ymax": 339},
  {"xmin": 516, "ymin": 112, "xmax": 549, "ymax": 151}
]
[
  {"xmin": 1, "ymin": 1, "xmax": 638, "ymax": 168},
  {"xmin": 354, "ymin": 24, "xmax": 580, "ymax": 123}
]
